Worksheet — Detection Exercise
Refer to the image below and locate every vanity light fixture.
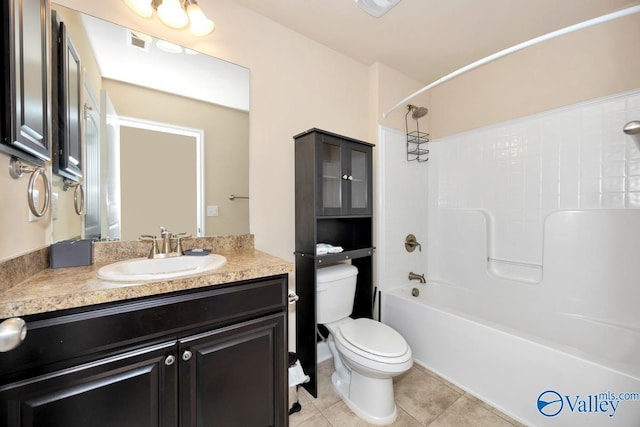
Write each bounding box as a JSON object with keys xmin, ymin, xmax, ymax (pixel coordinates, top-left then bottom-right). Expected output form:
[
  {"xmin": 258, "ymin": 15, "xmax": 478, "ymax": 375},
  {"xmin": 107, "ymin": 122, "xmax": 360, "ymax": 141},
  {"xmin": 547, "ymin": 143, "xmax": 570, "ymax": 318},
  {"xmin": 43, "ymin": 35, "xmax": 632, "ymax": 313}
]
[{"xmin": 123, "ymin": 0, "xmax": 215, "ymax": 37}]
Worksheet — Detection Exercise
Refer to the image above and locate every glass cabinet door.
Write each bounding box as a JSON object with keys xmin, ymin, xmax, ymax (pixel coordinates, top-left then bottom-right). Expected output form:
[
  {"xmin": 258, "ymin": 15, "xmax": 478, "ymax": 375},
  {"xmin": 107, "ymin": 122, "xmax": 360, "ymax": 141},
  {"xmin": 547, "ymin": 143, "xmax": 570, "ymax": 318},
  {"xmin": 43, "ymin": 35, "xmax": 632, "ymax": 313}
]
[
  {"xmin": 317, "ymin": 136, "xmax": 371, "ymax": 216},
  {"xmin": 349, "ymin": 148, "xmax": 368, "ymax": 211},
  {"xmin": 318, "ymin": 141, "xmax": 343, "ymax": 215}
]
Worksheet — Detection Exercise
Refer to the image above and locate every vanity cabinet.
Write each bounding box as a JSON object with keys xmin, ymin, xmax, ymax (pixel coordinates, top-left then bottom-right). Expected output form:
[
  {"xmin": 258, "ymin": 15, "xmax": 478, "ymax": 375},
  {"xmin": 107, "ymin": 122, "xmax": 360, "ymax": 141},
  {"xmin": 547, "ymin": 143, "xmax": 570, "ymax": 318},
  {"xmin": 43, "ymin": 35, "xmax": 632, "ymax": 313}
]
[
  {"xmin": 294, "ymin": 128, "xmax": 374, "ymax": 398},
  {"xmin": 0, "ymin": 0, "xmax": 51, "ymax": 165},
  {"xmin": 0, "ymin": 275, "xmax": 289, "ymax": 427}
]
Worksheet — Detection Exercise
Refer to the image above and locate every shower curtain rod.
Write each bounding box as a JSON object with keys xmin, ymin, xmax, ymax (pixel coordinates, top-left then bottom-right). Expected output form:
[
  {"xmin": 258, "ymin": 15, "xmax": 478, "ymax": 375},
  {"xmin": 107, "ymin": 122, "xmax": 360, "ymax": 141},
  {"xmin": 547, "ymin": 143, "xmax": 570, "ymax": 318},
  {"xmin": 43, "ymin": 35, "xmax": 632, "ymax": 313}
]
[{"xmin": 382, "ymin": 4, "xmax": 640, "ymax": 119}]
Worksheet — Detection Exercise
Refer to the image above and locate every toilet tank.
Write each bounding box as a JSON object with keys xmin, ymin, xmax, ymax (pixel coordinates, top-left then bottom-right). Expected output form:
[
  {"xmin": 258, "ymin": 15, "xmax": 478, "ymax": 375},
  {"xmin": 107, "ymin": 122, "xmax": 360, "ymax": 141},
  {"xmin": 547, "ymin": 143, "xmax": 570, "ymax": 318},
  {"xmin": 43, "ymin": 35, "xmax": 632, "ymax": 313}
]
[{"xmin": 316, "ymin": 264, "xmax": 358, "ymax": 324}]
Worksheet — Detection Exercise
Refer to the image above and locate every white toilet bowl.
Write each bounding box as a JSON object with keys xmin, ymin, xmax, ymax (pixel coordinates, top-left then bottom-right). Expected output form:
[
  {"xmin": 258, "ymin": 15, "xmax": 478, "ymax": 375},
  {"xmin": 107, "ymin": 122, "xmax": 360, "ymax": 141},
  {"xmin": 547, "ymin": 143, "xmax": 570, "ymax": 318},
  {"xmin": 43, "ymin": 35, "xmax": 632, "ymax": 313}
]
[
  {"xmin": 316, "ymin": 264, "xmax": 413, "ymax": 425},
  {"xmin": 325, "ymin": 317, "xmax": 413, "ymax": 425}
]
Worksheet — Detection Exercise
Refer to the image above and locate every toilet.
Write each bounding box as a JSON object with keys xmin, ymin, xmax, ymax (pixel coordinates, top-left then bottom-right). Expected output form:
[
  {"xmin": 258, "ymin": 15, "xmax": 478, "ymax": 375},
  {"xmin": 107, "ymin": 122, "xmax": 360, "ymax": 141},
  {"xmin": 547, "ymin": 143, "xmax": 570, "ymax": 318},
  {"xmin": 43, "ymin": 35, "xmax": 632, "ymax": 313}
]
[{"xmin": 316, "ymin": 263, "xmax": 413, "ymax": 425}]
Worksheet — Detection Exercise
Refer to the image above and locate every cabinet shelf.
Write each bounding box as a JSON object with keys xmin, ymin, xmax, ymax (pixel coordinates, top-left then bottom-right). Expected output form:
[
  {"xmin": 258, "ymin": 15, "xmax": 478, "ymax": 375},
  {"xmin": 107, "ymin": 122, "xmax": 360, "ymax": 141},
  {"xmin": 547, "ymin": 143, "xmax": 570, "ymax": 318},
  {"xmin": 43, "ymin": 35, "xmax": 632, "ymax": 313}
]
[{"xmin": 294, "ymin": 247, "xmax": 374, "ymax": 264}]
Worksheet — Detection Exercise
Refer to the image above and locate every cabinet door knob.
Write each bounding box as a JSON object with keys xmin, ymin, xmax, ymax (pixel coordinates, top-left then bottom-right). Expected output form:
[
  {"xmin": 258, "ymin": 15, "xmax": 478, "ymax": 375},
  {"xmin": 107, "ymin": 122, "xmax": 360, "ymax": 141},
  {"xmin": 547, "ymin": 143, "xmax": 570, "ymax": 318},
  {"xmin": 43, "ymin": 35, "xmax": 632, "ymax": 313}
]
[
  {"xmin": 348, "ymin": 175, "xmax": 353, "ymax": 181},
  {"xmin": 0, "ymin": 318, "xmax": 27, "ymax": 352},
  {"xmin": 182, "ymin": 350, "xmax": 193, "ymax": 361},
  {"xmin": 165, "ymin": 355, "xmax": 176, "ymax": 366},
  {"xmin": 342, "ymin": 174, "xmax": 348, "ymax": 180}
]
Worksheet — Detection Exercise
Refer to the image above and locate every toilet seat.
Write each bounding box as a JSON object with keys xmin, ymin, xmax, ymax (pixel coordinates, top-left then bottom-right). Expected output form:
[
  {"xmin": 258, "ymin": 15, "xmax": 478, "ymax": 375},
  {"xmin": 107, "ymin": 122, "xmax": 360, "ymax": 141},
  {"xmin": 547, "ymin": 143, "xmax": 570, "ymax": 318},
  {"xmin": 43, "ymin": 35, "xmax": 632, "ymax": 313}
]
[{"xmin": 334, "ymin": 318, "xmax": 411, "ymax": 364}]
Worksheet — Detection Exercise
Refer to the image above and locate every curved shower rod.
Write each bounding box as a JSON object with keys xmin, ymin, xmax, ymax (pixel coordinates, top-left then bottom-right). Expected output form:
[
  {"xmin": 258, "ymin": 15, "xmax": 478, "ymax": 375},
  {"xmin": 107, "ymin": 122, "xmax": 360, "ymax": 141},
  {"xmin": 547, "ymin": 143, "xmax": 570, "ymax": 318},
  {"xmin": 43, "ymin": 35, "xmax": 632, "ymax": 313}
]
[{"xmin": 382, "ymin": 4, "xmax": 640, "ymax": 119}]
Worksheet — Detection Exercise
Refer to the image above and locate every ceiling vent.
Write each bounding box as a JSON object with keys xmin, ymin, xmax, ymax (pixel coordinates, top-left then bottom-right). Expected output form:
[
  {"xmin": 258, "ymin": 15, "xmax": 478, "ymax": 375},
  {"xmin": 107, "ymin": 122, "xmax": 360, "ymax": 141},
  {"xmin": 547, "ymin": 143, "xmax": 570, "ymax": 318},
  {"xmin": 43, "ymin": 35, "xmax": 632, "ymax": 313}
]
[
  {"xmin": 126, "ymin": 29, "xmax": 151, "ymax": 52},
  {"xmin": 354, "ymin": 0, "xmax": 402, "ymax": 17}
]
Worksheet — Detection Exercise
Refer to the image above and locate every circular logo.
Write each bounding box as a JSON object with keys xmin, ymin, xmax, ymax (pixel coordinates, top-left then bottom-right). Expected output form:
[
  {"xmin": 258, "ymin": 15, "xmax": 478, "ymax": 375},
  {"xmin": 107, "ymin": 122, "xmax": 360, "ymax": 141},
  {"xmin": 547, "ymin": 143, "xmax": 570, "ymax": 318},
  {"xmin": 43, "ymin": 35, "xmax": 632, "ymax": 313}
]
[{"xmin": 537, "ymin": 390, "xmax": 563, "ymax": 417}]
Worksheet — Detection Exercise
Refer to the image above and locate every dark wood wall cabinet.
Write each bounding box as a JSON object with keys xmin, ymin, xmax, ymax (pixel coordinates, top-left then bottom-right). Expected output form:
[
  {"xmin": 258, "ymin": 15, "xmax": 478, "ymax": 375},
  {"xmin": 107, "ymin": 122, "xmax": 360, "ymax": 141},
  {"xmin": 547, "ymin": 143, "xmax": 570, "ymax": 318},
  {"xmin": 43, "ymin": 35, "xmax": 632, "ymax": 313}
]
[
  {"xmin": 51, "ymin": 11, "xmax": 82, "ymax": 181},
  {"xmin": 294, "ymin": 128, "xmax": 374, "ymax": 397},
  {"xmin": 0, "ymin": 0, "xmax": 51, "ymax": 165},
  {"xmin": 0, "ymin": 275, "xmax": 289, "ymax": 427}
]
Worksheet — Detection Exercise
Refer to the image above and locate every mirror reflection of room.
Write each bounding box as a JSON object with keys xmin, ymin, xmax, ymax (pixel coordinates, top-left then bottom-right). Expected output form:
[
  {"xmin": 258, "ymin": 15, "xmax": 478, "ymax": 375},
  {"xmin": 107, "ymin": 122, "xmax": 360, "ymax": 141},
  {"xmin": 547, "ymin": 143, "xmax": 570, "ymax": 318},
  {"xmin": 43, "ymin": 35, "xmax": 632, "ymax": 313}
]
[{"xmin": 50, "ymin": 4, "xmax": 250, "ymax": 243}]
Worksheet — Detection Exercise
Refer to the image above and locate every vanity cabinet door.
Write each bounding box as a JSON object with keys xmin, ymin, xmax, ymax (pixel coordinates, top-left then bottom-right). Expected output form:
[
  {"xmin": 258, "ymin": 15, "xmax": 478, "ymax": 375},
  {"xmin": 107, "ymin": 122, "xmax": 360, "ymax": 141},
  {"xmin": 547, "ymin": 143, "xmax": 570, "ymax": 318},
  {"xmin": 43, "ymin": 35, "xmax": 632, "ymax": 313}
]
[
  {"xmin": 0, "ymin": 341, "xmax": 177, "ymax": 427},
  {"xmin": 179, "ymin": 313, "xmax": 287, "ymax": 427},
  {"xmin": 0, "ymin": 0, "xmax": 50, "ymax": 164}
]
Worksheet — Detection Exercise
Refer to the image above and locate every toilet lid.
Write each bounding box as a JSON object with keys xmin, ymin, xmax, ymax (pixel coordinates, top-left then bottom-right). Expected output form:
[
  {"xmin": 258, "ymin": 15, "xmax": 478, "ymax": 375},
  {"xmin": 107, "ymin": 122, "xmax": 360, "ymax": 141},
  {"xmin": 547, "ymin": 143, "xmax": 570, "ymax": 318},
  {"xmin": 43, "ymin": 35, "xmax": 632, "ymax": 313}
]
[{"xmin": 338, "ymin": 318, "xmax": 408, "ymax": 358}]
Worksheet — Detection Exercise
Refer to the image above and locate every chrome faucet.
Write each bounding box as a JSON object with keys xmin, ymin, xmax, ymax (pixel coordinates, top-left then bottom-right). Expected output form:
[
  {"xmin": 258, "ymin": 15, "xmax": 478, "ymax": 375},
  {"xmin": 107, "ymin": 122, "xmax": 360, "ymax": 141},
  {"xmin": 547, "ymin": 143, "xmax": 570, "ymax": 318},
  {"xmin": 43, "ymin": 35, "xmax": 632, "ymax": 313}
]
[{"xmin": 408, "ymin": 272, "xmax": 426, "ymax": 284}]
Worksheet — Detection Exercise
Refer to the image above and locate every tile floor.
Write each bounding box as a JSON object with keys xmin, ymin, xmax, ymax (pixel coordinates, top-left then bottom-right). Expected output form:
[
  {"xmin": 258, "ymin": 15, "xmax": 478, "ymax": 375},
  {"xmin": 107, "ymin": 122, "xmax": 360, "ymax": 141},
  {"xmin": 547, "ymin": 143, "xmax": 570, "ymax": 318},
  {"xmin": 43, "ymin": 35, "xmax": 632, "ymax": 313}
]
[{"xmin": 289, "ymin": 359, "xmax": 526, "ymax": 427}]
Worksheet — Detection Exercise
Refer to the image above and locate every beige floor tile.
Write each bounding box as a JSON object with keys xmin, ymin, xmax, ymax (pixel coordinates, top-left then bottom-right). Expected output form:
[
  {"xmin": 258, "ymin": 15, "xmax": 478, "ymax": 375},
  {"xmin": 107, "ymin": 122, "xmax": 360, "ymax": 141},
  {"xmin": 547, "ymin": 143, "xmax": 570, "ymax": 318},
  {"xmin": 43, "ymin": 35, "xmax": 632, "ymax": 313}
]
[
  {"xmin": 310, "ymin": 359, "xmax": 342, "ymax": 411},
  {"xmin": 412, "ymin": 364, "xmax": 465, "ymax": 395},
  {"xmin": 394, "ymin": 366, "xmax": 462, "ymax": 425},
  {"xmin": 322, "ymin": 400, "xmax": 423, "ymax": 427},
  {"xmin": 296, "ymin": 412, "xmax": 333, "ymax": 427},
  {"xmin": 290, "ymin": 357, "xmax": 521, "ymax": 427},
  {"xmin": 290, "ymin": 387, "xmax": 322, "ymax": 427},
  {"xmin": 463, "ymin": 394, "xmax": 527, "ymax": 427},
  {"xmin": 428, "ymin": 395, "xmax": 516, "ymax": 427}
]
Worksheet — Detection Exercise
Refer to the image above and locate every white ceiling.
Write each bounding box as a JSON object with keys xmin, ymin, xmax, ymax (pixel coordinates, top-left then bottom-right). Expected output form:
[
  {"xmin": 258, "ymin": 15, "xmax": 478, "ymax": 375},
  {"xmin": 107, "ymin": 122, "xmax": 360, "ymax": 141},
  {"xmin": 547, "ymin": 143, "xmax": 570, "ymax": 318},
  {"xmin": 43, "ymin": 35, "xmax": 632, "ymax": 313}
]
[{"xmin": 231, "ymin": 0, "xmax": 638, "ymax": 85}]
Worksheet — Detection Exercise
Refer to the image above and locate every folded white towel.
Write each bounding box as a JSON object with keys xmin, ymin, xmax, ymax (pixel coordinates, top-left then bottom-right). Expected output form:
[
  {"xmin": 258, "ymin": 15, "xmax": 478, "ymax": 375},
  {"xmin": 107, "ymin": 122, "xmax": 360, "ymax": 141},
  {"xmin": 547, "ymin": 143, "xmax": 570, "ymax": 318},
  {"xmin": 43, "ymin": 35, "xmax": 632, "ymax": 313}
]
[{"xmin": 316, "ymin": 243, "xmax": 344, "ymax": 255}]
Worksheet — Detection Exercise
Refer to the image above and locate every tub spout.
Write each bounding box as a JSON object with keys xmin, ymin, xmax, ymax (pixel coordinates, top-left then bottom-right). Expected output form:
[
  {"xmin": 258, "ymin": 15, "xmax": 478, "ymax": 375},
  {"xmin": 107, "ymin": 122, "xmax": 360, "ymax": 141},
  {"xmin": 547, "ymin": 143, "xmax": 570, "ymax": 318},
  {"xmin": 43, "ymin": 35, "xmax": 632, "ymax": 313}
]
[{"xmin": 408, "ymin": 272, "xmax": 426, "ymax": 284}]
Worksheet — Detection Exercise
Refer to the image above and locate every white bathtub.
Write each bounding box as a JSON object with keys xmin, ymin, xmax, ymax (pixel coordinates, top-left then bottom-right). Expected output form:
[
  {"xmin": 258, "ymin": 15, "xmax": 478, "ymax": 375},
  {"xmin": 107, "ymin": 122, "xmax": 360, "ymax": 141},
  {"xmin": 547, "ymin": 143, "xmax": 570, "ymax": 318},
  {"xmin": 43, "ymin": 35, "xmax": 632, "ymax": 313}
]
[{"xmin": 383, "ymin": 282, "xmax": 640, "ymax": 426}]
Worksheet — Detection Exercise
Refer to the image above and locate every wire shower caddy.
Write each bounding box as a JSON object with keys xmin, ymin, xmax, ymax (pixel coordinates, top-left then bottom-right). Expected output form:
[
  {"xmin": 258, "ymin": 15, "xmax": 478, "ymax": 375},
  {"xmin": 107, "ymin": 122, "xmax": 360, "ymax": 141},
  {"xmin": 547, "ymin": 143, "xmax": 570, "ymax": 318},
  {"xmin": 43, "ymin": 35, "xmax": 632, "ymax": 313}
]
[{"xmin": 405, "ymin": 105, "xmax": 429, "ymax": 162}]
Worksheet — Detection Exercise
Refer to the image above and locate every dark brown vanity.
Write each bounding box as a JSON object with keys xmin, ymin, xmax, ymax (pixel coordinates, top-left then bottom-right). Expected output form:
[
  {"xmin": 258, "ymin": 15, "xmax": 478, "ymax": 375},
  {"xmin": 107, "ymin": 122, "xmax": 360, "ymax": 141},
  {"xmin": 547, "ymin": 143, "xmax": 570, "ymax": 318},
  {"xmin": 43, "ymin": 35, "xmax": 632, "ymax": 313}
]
[{"xmin": 0, "ymin": 239, "xmax": 292, "ymax": 427}]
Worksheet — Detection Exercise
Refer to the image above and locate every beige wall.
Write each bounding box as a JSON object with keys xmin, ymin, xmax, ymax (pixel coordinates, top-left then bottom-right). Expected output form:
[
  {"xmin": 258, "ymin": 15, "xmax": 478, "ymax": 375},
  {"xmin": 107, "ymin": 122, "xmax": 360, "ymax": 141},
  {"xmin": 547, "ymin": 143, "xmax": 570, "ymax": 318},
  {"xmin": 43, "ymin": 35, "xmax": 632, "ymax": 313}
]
[
  {"xmin": 2, "ymin": 0, "xmax": 639, "ymax": 267},
  {"xmin": 428, "ymin": 12, "xmax": 640, "ymax": 139},
  {"xmin": 103, "ymin": 79, "xmax": 250, "ymax": 238}
]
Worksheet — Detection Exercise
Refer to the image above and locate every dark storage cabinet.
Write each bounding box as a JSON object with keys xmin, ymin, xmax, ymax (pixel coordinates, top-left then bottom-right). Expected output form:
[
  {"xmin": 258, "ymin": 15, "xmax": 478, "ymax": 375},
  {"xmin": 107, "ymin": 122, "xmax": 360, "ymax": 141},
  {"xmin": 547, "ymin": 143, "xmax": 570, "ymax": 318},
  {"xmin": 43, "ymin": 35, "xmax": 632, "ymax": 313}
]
[
  {"xmin": 0, "ymin": 275, "xmax": 289, "ymax": 427},
  {"xmin": 294, "ymin": 128, "xmax": 374, "ymax": 398},
  {"xmin": 0, "ymin": 0, "xmax": 51, "ymax": 165},
  {"xmin": 51, "ymin": 11, "xmax": 82, "ymax": 180}
]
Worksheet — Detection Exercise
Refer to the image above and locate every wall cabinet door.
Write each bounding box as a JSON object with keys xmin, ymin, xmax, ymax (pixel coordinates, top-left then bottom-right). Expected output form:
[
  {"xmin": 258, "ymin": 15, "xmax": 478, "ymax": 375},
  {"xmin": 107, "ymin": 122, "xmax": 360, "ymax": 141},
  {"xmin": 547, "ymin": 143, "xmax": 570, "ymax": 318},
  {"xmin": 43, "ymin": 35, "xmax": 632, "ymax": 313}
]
[
  {"xmin": 0, "ymin": 0, "xmax": 50, "ymax": 164},
  {"xmin": 316, "ymin": 135, "xmax": 372, "ymax": 216},
  {"xmin": 179, "ymin": 313, "xmax": 287, "ymax": 427},
  {"xmin": 51, "ymin": 13, "xmax": 82, "ymax": 180},
  {"xmin": 0, "ymin": 341, "xmax": 177, "ymax": 427}
]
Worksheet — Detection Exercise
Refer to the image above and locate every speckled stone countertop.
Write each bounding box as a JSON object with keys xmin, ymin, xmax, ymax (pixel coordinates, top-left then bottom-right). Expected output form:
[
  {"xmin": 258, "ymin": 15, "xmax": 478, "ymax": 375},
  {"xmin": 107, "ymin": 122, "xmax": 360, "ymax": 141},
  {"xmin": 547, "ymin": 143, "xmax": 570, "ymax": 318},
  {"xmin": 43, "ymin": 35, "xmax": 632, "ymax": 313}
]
[{"xmin": 0, "ymin": 235, "xmax": 293, "ymax": 319}]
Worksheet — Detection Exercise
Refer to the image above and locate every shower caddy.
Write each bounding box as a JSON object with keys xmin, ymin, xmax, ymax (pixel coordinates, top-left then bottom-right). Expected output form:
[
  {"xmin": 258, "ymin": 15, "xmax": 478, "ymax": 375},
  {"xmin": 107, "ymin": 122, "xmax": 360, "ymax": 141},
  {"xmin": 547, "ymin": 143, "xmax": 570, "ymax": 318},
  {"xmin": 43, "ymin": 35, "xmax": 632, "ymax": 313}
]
[{"xmin": 405, "ymin": 104, "xmax": 429, "ymax": 162}]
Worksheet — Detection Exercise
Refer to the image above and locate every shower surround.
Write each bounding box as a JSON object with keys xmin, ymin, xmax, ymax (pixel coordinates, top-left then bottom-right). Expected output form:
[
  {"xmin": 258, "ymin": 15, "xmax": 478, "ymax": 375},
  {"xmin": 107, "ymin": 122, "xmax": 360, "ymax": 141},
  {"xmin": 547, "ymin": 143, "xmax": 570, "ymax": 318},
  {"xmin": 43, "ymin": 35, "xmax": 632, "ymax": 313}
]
[{"xmin": 377, "ymin": 88, "xmax": 640, "ymax": 426}]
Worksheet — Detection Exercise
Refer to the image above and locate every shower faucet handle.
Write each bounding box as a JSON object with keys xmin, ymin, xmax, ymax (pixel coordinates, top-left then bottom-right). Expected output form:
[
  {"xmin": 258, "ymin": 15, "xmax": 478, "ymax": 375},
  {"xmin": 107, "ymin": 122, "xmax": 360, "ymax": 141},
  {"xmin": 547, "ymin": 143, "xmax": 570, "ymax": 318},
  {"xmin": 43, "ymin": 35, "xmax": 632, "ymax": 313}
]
[{"xmin": 405, "ymin": 234, "xmax": 422, "ymax": 252}]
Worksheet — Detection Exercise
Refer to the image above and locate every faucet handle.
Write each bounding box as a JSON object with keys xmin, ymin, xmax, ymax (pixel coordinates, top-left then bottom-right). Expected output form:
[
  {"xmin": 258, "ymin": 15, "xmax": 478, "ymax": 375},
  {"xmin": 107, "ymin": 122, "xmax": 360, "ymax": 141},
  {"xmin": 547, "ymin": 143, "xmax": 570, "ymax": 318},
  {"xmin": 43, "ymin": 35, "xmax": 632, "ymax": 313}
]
[
  {"xmin": 140, "ymin": 235, "xmax": 159, "ymax": 258},
  {"xmin": 173, "ymin": 233, "xmax": 192, "ymax": 254}
]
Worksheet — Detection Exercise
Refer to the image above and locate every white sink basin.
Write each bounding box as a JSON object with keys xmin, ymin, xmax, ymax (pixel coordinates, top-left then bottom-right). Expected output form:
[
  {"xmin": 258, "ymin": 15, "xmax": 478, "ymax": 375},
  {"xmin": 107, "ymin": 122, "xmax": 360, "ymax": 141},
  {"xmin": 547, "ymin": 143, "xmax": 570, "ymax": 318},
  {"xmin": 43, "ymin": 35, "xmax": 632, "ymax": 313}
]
[{"xmin": 97, "ymin": 254, "xmax": 227, "ymax": 282}]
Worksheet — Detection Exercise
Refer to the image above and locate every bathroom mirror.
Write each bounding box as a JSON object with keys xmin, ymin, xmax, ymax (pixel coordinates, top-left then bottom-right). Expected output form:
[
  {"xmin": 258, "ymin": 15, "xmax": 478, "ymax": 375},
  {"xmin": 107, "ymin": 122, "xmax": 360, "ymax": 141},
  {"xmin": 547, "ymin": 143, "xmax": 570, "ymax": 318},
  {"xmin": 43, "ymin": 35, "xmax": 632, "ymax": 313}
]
[{"xmin": 50, "ymin": 4, "xmax": 250, "ymax": 243}]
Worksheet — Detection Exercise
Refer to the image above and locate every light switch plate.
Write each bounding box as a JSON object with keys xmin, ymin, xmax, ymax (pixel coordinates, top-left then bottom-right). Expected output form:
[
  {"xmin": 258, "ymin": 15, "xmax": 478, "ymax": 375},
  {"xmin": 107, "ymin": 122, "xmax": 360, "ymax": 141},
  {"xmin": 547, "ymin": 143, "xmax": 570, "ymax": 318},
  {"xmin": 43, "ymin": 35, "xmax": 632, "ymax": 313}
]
[
  {"xmin": 207, "ymin": 205, "xmax": 219, "ymax": 217},
  {"xmin": 28, "ymin": 190, "xmax": 40, "ymax": 222}
]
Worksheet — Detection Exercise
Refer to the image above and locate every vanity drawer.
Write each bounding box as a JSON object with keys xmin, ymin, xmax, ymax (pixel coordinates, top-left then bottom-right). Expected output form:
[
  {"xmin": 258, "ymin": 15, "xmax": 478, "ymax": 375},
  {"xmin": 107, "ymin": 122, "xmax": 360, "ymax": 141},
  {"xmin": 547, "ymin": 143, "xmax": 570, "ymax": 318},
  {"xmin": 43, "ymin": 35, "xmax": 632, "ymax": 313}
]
[{"xmin": 0, "ymin": 275, "xmax": 287, "ymax": 382}]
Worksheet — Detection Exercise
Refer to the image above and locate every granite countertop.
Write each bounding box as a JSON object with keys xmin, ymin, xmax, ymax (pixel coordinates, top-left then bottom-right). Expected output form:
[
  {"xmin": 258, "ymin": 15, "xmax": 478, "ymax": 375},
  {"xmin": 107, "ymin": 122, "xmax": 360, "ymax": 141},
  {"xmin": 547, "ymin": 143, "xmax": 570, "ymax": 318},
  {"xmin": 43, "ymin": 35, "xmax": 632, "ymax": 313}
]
[{"xmin": 0, "ymin": 243, "xmax": 293, "ymax": 319}]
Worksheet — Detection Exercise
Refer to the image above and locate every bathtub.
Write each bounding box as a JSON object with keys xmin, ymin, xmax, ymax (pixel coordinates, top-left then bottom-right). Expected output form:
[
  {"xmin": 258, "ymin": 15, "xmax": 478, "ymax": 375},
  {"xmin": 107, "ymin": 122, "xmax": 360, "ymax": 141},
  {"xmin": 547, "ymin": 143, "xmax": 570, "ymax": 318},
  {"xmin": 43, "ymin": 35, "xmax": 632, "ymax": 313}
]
[{"xmin": 383, "ymin": 282, "xmax": 640, "ymax": 427}]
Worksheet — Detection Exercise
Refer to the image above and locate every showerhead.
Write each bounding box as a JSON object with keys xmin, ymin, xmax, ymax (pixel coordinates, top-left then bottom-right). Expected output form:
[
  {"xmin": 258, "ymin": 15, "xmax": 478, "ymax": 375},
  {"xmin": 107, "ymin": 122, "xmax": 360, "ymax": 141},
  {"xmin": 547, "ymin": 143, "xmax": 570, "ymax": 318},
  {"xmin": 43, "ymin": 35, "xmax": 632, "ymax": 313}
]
[{"xmin": 407, "ymin": 104, "xmax": 428, "ymax": 120}]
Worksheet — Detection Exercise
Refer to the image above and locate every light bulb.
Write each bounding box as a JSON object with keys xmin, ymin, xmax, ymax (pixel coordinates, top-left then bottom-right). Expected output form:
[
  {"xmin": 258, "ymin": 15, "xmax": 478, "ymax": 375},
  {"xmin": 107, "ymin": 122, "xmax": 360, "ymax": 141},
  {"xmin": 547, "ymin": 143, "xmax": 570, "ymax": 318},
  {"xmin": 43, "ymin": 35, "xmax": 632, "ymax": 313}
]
[
  {"xmin": 187, "ymin": 4, "xmax": 214, "ymax": 36},
  {"xmin": 157, "ymin": 0, "xmax": 189, "ymax": 29},
  {"xmin": 123, "ymin": 0, "xmax": 153, "ymax": 18}
]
